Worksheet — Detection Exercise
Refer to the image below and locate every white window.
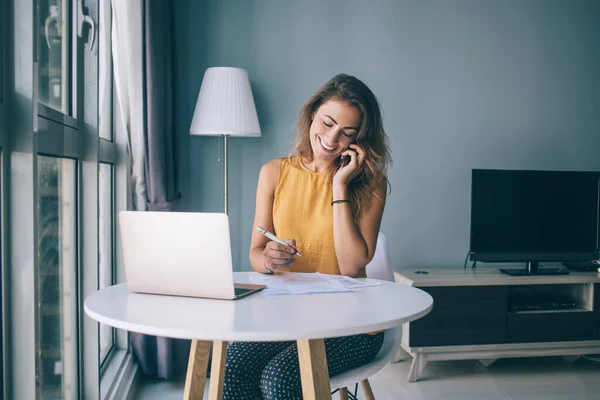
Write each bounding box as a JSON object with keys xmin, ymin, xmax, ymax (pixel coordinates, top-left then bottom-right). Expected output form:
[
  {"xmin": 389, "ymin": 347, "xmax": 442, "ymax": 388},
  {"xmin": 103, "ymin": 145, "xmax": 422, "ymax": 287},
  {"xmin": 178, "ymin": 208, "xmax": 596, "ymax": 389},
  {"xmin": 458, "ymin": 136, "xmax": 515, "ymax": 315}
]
[{"xmin": 8, "ymin": 0, "xmax": 127, "ymax": 398}]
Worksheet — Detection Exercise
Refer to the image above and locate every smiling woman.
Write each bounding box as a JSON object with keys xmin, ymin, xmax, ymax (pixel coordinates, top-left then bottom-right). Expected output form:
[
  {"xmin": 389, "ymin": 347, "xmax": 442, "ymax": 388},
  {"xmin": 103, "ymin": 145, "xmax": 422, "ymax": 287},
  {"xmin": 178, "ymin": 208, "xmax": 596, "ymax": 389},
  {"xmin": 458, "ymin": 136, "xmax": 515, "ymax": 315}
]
[
  {"xmin": 291, "ymin": 74, "xmax": 392, "ymax": 222},
  {"xmin": 220, "ymin": 74, "xmax": 393, "ymax": 399},
  {"xmin": 258, "ymin": 73, "xmax": 393, "ymax": 278}
]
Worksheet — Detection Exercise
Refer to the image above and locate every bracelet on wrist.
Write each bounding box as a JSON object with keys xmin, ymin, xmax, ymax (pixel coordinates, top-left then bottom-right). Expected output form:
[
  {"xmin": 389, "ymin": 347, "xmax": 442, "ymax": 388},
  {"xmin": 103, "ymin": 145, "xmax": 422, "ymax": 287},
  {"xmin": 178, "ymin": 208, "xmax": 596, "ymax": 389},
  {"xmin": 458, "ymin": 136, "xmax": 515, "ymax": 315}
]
[{"xmin": 331, "ymin": 199, "xmax": 351, "ymax": 206}]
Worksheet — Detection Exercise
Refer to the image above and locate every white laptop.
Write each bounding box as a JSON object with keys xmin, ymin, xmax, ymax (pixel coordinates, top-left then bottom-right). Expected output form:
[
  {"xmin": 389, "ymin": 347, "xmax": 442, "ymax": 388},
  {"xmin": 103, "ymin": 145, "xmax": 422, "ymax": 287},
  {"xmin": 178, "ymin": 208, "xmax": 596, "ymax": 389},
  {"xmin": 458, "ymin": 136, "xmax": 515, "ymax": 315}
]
[{"xmin": 119, "ymin": 211, "xmax": 265, "ymax": 300}]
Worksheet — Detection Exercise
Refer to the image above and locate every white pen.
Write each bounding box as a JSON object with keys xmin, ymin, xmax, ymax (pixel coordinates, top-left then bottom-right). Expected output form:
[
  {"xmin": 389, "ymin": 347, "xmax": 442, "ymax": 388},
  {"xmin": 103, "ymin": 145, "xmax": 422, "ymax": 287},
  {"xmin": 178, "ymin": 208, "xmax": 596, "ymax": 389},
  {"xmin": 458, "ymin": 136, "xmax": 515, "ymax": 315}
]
[{"xmin": 256, "ymin": 226, "xmax": 303, "ymax": 257}]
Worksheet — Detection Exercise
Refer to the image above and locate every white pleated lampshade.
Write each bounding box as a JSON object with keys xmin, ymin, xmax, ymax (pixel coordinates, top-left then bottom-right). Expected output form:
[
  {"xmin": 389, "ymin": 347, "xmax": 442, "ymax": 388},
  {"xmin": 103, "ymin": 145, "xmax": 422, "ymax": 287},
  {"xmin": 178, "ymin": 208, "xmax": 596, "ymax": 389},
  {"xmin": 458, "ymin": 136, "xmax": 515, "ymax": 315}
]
[{"xmin": 189, "ymin": 67, "xmax": 261, "ymax": 137}]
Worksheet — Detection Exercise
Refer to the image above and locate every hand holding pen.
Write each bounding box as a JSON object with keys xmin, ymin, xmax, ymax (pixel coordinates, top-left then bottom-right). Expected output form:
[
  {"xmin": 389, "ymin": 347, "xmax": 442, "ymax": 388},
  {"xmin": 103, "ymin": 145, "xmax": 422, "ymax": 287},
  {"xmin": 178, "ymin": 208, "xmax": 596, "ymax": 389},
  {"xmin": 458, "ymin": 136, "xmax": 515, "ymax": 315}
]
[
  {"xmin": 256, "ymin": 227, "xmax": 303, "ymax": 256},
  {"xmin": 256, "ymin": 227, "xmax": 302, "ymax": 272}
]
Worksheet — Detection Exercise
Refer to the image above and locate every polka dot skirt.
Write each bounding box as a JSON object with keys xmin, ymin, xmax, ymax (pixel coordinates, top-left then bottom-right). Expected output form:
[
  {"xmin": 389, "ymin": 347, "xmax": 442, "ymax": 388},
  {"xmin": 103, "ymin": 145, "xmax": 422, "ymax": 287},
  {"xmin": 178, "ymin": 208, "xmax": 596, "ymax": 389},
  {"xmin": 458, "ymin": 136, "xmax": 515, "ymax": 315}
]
[{"xmin": 222, "ymin": 332, "xmax": 384, "ymax": 400}]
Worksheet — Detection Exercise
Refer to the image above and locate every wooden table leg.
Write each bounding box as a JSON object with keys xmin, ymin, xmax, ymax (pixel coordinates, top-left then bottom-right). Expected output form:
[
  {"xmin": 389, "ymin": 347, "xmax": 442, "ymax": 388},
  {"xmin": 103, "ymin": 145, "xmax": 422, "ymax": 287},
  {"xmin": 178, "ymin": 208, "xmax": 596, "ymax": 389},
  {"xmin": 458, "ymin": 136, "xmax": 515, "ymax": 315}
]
[
  {"xmin": 184, "ymin": 340, "xmax": 211, "ymax": 400},
  {"xmin": 339, "ymin": 387, "xmax": 349, "ymax": 400},
  {"xmin": 297, "ymin": 338, "xmax": 331, "ymax": 400},
  {"xmin": 208, "ymin": 341, "xmax": 228, "ymax": 400}
]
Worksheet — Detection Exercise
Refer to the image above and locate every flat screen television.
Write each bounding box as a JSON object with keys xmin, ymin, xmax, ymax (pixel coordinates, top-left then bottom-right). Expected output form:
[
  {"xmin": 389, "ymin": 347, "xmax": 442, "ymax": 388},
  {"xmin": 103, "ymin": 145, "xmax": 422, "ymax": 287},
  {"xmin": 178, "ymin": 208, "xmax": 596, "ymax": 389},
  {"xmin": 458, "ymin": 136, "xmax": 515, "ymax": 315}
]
[{"xmin": 469, "ymin": 169, "xmax": 600, "ymax": 276}]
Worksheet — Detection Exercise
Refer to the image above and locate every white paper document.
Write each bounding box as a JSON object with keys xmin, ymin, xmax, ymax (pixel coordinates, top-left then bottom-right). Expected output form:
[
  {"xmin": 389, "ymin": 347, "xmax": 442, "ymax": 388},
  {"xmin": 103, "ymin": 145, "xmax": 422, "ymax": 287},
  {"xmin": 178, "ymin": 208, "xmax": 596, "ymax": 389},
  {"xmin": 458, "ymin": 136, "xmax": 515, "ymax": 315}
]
[{"xmin": 250, "ymin": 272, "xmax": 380, "ymax": 295}]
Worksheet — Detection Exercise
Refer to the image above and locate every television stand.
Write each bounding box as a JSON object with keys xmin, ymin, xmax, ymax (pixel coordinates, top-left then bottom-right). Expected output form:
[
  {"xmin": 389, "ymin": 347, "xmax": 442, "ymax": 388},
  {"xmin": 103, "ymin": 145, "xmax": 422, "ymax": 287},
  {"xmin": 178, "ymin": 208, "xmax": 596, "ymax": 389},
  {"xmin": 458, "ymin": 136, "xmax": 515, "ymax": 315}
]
[
  {"xmin": 500, "ymin": 261, "xmax": 569, "ymax": 276},
  {"xmin": 394, "ymin": 268, "xmax": 600, "ymax": 382}
]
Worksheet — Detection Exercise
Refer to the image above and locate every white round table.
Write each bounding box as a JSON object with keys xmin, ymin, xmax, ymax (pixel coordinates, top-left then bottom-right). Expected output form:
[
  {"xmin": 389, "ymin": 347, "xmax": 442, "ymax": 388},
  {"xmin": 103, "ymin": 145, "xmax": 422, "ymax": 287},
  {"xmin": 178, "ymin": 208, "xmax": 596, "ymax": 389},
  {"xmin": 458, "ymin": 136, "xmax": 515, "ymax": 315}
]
[{"xmin": 85, "ymin": 272, "xmax": 433, "ymax": 400}]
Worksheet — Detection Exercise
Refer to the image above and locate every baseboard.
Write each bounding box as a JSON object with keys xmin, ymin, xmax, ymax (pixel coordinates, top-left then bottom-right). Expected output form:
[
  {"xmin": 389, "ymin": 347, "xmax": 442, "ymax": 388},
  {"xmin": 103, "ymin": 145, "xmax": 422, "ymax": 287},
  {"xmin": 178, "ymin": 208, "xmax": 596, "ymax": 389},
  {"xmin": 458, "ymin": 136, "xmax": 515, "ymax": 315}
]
[{"xmin": 103, "ymin": 352, "xmax": 141, "ymax": 400}]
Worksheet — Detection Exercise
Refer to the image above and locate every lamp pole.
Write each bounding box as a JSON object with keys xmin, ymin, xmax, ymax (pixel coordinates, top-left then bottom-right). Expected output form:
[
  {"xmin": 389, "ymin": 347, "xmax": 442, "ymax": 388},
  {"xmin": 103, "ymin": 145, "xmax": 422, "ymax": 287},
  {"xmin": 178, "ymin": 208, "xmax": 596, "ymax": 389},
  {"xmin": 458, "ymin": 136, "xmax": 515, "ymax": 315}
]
[{"xmin": 223, "ymin": 135, "xmax": 228, "ymax": 215}]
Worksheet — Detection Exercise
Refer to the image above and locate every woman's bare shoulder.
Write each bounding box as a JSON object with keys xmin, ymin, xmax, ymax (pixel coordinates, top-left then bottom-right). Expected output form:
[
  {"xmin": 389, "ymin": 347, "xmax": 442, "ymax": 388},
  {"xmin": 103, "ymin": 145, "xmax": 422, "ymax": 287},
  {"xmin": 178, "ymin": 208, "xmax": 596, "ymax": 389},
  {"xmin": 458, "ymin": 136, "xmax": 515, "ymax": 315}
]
[
  {"xmin": 262, "ymin": 158, "xmax": 282, "ymax": 173},
  {"xmin": 258, "ymin": 158, "xmax": 283, "ymax": 191},
  {"xmin": 261, "ymin": 158, "xmax": 283, "ymax": 178}
]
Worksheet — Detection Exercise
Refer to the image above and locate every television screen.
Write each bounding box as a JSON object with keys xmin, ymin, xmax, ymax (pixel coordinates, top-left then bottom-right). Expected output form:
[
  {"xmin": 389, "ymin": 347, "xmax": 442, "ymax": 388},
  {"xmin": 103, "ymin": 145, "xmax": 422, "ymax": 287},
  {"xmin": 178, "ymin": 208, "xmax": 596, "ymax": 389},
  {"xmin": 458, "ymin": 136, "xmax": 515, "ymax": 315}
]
[{"xmin": 470, "ymin": 169, "xmax": 599, "ymax": 262}]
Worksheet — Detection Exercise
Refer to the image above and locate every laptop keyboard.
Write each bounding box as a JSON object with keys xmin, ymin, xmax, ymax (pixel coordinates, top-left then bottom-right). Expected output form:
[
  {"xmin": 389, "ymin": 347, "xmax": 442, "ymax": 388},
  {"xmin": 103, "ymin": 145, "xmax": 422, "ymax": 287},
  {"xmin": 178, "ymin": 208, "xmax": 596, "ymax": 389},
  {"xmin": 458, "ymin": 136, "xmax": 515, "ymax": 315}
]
[{"xmin": 234, "ymin": 287, "xmax": 252, "ymax": 296}]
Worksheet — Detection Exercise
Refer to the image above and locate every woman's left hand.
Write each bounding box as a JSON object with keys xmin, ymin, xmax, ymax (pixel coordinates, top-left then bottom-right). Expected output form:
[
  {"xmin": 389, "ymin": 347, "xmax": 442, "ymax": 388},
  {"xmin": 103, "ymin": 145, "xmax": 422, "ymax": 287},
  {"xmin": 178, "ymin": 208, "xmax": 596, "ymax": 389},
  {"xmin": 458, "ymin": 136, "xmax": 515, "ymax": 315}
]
[{"xmin": 333, "ymin": 144, "xmax": 365, "ymax": 187}]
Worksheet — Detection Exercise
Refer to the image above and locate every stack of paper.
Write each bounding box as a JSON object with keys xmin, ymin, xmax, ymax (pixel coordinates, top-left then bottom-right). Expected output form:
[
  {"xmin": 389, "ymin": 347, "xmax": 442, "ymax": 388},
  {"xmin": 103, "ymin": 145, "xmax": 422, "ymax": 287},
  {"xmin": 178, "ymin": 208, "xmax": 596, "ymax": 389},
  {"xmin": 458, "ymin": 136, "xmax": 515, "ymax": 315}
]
[{"xmin": 250, "ymin": 272, "xmax": 380, "ymax": 296}]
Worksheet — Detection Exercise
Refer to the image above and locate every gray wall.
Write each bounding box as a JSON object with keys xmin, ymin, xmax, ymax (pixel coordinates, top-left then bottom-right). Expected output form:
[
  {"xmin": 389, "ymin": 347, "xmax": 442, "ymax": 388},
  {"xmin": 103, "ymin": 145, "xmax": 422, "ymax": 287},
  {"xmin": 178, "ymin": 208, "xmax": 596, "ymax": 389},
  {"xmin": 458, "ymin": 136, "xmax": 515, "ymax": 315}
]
[{"xmin": 174, "ymin": 0, "xmax": 600, "ymax": 271}]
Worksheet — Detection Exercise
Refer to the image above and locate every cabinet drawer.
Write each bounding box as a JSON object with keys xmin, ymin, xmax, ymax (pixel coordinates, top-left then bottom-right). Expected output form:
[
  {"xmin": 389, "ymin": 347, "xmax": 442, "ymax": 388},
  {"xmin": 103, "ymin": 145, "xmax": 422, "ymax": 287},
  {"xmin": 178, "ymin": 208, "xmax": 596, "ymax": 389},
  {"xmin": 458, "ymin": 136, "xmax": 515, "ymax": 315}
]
[
  {"xmin": 409, "ymin": 285, "xmax": 507, "ymax": 346},
  {"xmin": 412, "ymin": 296, "xmax": 506, "ymax": 329},
  {"xmin": 507, "ymin": 311, "xmax": 594, "ymax": 343}
]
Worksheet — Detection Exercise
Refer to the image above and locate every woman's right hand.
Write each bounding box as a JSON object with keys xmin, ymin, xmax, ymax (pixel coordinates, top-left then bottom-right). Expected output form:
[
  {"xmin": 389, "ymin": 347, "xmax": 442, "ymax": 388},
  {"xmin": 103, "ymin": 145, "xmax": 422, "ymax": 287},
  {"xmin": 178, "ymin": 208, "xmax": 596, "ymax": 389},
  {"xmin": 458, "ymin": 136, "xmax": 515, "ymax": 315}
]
[{"xmin": 263, "ymin": 239, "xmax": 297, "ymax": 271}]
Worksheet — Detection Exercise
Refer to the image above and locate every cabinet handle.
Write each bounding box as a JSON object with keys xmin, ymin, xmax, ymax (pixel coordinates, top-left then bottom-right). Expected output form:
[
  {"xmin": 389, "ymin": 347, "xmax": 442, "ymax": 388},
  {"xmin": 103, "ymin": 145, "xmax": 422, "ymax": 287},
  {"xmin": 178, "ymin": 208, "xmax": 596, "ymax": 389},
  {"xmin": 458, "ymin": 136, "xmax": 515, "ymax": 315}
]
[{"xmin": 76, "ymin": 0, "xmax": 96, "ymax": 51}]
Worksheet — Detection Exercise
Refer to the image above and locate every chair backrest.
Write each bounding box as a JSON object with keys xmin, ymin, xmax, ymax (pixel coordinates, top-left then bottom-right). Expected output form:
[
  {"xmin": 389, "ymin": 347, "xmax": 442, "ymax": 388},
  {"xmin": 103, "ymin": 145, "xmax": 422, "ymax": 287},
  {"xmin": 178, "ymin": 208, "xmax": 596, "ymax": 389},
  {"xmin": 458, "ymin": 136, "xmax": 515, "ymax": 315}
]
[
  {"xmin": 329, "ymin": 325, "xmax": 403, "ymax": 390},
  {"xmin": 365, "ymin": 232, "xmax": 394, "ymax": 282}
]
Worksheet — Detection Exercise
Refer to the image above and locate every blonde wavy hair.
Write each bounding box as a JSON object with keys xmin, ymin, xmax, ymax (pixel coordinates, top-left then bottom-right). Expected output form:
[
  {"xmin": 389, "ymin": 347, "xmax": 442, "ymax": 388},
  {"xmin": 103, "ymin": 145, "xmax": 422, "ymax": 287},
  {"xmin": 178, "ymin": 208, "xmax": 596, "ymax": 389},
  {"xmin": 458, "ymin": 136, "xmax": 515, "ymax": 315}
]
[{"xmin": 290, "ymin": 74, "xmax": 392, "ymax": 219}]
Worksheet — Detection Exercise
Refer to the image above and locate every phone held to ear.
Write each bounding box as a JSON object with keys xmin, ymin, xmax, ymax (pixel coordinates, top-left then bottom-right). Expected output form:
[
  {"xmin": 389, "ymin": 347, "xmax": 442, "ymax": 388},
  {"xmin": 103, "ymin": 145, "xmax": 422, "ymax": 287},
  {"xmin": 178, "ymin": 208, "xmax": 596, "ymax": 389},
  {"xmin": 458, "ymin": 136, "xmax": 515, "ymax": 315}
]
[{"xmin": 340, "ymin": 154, "xmax": 350, "ymax": 167}]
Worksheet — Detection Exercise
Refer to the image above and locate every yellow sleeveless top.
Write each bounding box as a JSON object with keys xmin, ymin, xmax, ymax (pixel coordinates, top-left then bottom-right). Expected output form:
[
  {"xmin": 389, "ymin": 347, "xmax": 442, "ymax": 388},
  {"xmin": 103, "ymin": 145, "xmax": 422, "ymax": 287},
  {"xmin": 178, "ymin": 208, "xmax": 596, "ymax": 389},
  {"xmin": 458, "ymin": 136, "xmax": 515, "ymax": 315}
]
[
  {"xmin": 273, "ymin": 156, "xmax": 377, "ymax": 334},
  {"xmin": 273, "ymin": 156, "xmax": 366, "ymax": 277}
]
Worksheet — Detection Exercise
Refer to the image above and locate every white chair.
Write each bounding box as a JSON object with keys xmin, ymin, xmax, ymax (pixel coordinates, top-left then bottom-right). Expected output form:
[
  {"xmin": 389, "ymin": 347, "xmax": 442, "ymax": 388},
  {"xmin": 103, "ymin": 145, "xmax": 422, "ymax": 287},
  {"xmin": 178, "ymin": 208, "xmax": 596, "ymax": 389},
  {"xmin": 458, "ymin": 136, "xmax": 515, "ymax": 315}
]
[
  {"xmin": 365, "ymin": 232, "xmax": 394, "ymax": 282},
  {"xmin": 330, "ymin": 232, "xmax": 400, "ymax": 400}
]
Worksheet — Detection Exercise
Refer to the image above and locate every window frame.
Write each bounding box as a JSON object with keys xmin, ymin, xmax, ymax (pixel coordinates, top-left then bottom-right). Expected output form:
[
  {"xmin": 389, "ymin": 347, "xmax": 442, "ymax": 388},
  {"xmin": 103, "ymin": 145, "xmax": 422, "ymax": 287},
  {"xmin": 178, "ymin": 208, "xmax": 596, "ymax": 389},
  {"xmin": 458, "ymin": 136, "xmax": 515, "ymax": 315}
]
[
  {"xmin": 99, "ymin": 73, "xmax": 131, "ymax": 400},
  {"xmin": 8, "ymin": 0, "xmax": 128, "ymax": 398},
  {"xmin": 98, "ymin": 161, "xmax": 115, "ymax": 368},
  {"xmin": 0, "ymin": 0, "xmax": 8, "ymax": 398},
  {"xmin": 96, "ymin": 0, "xmax": 129, "ymax": 389},
  {"xmin": 36, "ymin": 0, "xmax": 78, "ymax": 126}
]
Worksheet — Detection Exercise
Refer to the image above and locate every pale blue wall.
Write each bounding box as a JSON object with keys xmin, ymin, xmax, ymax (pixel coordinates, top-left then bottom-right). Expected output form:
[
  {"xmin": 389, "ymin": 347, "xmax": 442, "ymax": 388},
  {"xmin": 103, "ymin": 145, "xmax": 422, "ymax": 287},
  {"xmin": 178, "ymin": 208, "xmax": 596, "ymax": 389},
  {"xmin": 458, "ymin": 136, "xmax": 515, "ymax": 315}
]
[{"xmin": 174, "ymin": 0, "xmax": 600, "ymax": 271}]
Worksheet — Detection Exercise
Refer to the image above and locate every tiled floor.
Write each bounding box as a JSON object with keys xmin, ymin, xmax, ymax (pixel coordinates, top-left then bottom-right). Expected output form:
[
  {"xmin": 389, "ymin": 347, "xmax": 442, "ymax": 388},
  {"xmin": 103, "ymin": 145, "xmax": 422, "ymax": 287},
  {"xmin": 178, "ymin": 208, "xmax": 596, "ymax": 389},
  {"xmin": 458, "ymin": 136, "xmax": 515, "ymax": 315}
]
[{"xmin": 133, "ymin": 356, "xmax": 600, "ymax": 399}]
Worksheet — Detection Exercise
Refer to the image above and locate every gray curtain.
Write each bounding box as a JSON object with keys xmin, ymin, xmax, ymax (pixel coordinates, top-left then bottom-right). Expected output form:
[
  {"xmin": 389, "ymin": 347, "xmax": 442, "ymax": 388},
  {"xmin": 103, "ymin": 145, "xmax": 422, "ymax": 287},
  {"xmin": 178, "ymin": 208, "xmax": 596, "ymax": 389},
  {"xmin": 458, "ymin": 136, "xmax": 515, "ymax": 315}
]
[{"xmin": 130, "ymin": 0, "xmax": 188, "ymax": 379}]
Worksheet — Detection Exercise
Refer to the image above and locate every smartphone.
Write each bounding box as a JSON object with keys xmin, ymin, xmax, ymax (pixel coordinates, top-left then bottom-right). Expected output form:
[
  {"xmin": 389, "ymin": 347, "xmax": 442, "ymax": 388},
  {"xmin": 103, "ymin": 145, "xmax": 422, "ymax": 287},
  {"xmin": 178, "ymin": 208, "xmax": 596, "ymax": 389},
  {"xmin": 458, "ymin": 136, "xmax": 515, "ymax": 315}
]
[
  {"xmin": 339, "ymin": 141, "xmax": 357, "ymax": 167},
  {"xmin": 340, "ymin": 154, "xmax": 350, "ymax": 167}
]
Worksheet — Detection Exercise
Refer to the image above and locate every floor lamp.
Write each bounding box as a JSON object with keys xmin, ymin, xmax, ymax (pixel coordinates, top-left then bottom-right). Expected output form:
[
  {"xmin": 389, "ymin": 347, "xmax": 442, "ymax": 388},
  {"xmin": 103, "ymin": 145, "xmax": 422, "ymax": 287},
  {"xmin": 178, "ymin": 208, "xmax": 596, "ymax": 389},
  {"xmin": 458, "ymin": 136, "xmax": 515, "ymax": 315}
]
[{"xmin": 189, "ymin": 67, "xmax": 261, "ymax": 214}]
